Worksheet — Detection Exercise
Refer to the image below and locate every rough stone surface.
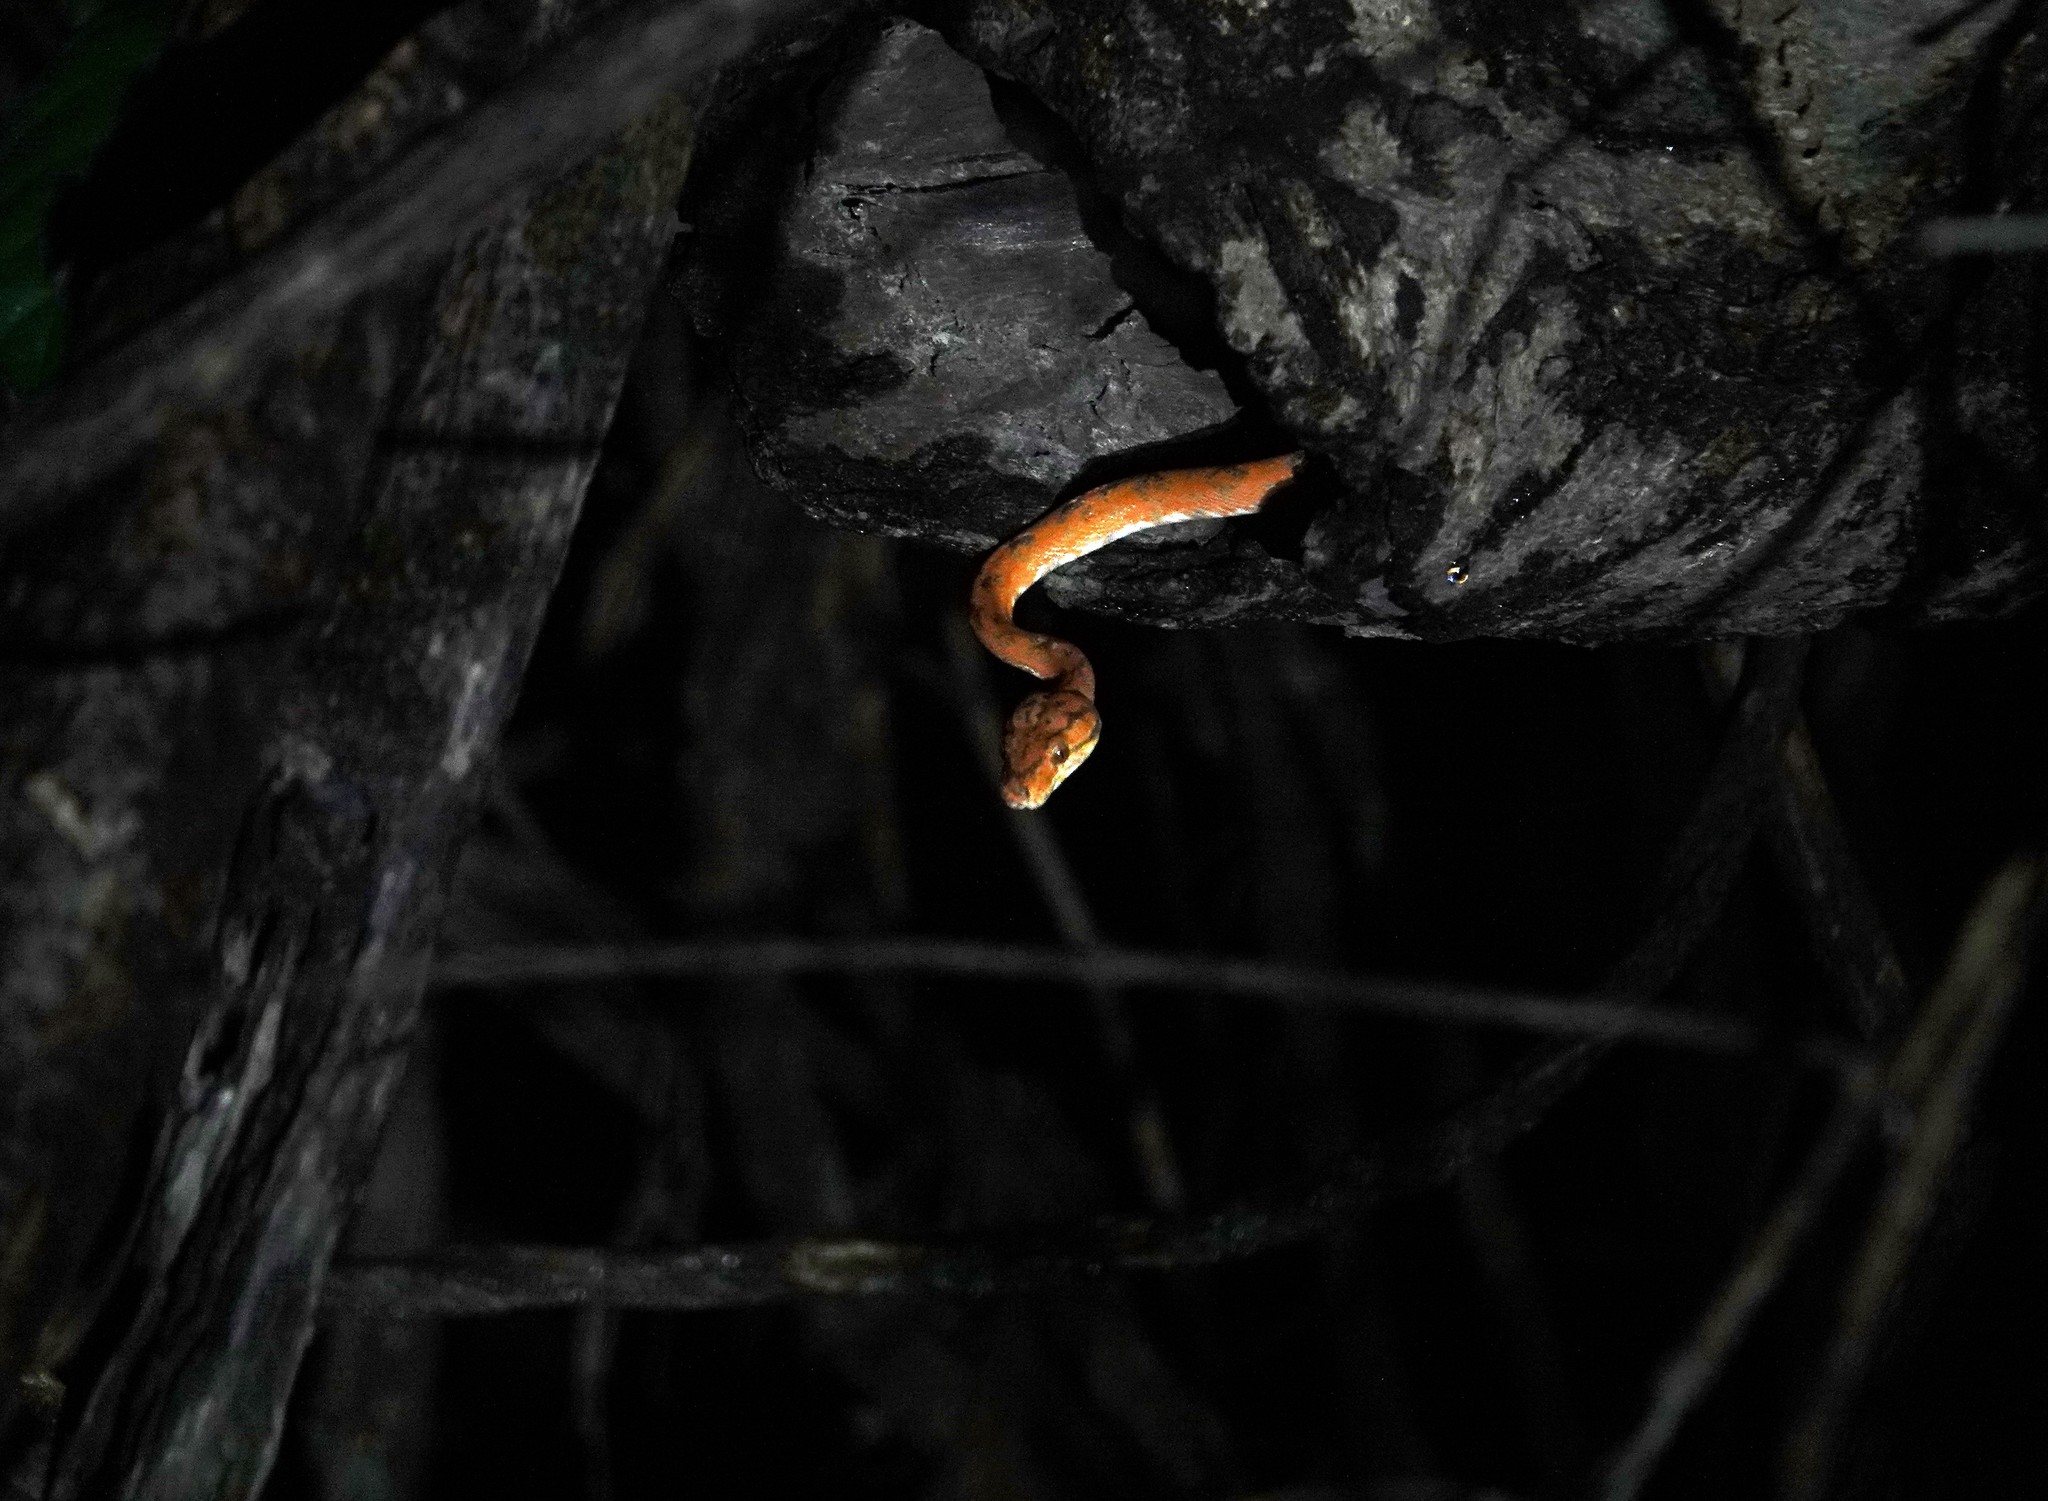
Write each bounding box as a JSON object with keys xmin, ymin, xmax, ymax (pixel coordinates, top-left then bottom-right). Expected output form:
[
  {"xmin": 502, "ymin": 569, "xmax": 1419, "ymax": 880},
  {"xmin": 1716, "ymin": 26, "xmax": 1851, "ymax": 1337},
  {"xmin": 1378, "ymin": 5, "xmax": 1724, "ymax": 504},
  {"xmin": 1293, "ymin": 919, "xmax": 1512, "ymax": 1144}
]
[
  {"xmin": 690, "ymin": 15, "xmax": 1342, "ymax": 628},
  {"xmin": 703, "ymin": 4, "xmax": 2046, "ymax": 641}
]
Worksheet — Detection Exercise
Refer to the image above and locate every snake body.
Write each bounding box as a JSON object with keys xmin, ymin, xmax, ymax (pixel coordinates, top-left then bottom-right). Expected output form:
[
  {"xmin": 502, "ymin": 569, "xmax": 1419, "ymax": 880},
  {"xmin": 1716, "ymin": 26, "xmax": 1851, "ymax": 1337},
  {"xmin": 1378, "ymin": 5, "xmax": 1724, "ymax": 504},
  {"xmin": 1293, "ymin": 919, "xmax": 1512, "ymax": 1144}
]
[{"xmin": 970, "ymin": 453, "xmax": 1306, "ymax": 808}]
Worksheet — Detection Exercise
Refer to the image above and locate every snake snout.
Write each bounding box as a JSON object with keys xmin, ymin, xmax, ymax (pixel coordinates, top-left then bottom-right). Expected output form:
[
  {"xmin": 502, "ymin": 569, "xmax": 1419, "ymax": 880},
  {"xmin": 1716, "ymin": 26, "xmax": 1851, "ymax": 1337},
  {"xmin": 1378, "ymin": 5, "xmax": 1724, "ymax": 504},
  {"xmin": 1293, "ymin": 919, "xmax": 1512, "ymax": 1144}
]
[{"xmin": 999, "ymin": 689, "xmax": 1101, "ymax": 810}]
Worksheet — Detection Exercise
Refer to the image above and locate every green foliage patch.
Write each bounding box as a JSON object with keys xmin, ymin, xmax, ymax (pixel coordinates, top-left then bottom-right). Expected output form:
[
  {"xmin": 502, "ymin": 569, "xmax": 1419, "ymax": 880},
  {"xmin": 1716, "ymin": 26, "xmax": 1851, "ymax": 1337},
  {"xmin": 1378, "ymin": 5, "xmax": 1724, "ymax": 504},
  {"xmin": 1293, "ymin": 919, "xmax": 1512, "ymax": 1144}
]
[{"xmin": 0, "ymin": 0, "xmax": 176, "ymax": 396}]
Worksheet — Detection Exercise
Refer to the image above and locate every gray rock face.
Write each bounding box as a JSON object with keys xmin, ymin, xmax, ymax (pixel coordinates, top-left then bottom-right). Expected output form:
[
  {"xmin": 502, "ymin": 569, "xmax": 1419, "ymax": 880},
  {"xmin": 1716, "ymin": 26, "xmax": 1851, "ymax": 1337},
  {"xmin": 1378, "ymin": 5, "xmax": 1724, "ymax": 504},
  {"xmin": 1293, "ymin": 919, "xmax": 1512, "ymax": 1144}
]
[
  {"xmin": 693, "ymin": 17, "xmax": 1338, "ymax": 628},
  {"xmin": 699, "ymin": 5, "xmax": 2046, "ymax": 640},
  {"xmin": 768, "ymin": 23, "xmax": 1237, "ymax": 539}
]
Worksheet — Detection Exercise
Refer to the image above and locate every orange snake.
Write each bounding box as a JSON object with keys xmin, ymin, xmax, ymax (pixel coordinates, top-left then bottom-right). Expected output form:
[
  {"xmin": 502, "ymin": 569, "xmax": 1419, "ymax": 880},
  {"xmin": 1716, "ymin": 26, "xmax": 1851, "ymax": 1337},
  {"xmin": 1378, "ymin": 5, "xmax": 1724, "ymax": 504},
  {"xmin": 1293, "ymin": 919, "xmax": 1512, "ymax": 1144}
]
[{"xmin": 969, "ymin": 453, "xmax": 1306, "ymax": 808}]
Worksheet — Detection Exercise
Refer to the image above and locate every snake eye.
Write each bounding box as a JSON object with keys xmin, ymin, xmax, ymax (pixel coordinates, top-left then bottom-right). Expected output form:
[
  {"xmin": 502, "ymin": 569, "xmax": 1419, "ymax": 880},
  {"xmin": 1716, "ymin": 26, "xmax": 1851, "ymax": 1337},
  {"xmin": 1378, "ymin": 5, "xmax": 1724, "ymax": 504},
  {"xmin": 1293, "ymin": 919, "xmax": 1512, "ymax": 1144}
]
[{"xmin": 1050, "ymin": 743, "xmax": 1069, "ymax": 764}]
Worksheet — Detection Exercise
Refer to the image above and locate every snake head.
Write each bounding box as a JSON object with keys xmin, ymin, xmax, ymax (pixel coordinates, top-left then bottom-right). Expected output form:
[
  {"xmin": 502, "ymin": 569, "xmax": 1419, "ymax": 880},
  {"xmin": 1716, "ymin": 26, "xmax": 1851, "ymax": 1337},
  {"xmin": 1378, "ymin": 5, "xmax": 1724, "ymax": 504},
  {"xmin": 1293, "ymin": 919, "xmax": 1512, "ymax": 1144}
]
[{"xmin": 999, "ymin": 688, "xmax": 1101, "ymax": 809}]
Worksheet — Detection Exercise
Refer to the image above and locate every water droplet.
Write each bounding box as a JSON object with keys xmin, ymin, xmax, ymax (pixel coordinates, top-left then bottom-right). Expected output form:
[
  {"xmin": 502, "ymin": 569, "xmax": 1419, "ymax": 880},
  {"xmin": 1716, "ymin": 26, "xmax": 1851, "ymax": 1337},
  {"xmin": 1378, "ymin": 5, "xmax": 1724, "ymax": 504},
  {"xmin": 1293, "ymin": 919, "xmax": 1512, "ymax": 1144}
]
[{"xmin": 1445, "ymin": 562, "xmax": 1469, "ymax": 586}]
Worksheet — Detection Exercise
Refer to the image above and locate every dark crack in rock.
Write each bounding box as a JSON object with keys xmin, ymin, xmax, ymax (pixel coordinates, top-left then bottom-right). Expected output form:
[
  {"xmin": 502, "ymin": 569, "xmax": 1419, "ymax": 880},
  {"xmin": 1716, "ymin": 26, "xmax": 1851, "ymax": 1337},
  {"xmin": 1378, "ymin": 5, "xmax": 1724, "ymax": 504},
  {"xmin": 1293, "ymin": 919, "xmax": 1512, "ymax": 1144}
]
[{"xmin": 699, "ymin": 3, "xmax": 2046, "ymax": 641}]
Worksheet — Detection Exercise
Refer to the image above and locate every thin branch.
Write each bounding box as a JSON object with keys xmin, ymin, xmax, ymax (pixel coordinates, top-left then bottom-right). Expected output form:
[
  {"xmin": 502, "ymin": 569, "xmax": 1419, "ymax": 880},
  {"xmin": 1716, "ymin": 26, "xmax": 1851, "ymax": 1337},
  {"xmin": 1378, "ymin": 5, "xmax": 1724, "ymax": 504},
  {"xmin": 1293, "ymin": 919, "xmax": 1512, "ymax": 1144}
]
[
  {"xmin": 1764, "ymin": 721, "xmax": 1913, "ymax": 1034},
  {"xmin": 1702, "ymin": 643, "xmax": 1912, "ymax": 1038},
  {"xmin": 430, "ymin": 935, "xmax": 1870, "ymax": 1073},
  {"xmin": 1585, "ymin": 638, "xmax": 1811, "ymax": 1016},
  {"xmin": 1780, "ymin": 856, "xmax": 2042, "ymax": 1500},
  {"xmin": 0, "ymin": 0, "xmax": 829, "ymax": 534},
  {"xmin": 1597, "ymin": 1085, "xmax": 1877, "ymax": 1501},
  {"xmin": 1919, "ymin": 214, "xmax": 2048, "ymax": 255},
  {"xmin": 1595, "ymin": 855, "xmax": 2041, "ymax": 1501},
  {"xmin": 325, "ymin": 1036, "xmax": 1603, "ymax": 1318}
]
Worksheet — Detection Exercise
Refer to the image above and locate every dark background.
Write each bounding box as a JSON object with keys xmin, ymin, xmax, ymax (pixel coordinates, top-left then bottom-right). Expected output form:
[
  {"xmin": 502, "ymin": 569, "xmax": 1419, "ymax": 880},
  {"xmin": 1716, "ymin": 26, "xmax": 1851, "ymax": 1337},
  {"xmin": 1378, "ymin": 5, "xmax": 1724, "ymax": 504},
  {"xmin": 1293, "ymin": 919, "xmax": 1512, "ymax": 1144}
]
[{"xmin": 295, "ymin": 279, "xmax": 2048, "ymax": 1496}]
